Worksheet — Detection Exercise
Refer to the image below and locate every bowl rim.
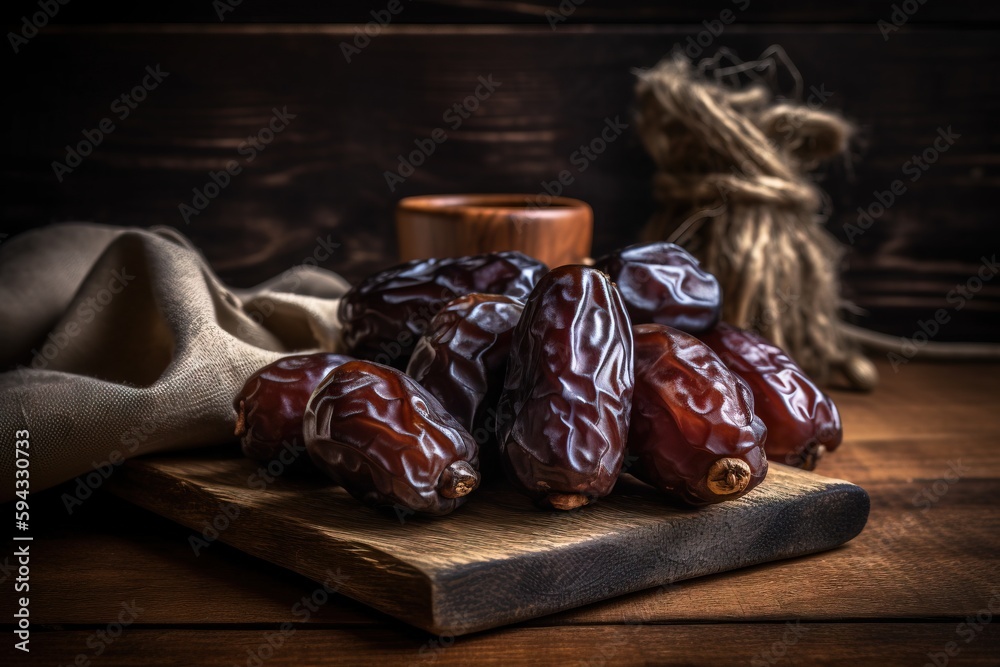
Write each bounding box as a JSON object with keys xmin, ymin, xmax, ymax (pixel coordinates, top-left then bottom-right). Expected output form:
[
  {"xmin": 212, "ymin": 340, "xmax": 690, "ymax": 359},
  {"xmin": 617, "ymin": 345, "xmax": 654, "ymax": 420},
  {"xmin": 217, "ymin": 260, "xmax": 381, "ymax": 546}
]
[{"xmin": 397, "ymin": 193, "xmax": 592, "ymax": 217}]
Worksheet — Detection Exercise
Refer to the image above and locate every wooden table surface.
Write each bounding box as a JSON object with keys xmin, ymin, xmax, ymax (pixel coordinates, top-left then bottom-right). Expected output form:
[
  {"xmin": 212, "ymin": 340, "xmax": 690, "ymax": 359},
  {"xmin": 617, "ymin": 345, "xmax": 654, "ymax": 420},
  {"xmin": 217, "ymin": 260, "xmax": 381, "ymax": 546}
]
[{"xmin": 7, "ymin": 359, "xmax": 1000, "ymax": 666}]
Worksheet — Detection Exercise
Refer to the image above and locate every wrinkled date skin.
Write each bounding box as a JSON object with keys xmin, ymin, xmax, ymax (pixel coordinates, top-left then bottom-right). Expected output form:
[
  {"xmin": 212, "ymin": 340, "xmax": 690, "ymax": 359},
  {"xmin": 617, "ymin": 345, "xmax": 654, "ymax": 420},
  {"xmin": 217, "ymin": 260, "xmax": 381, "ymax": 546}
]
[
  {"xmin": 593, "ymin": 242, "xmax": 721, "ymax": 333},
  {"xmin": 700, "ymin": 323, "xmax": 843, "ymax": 470},
  {"xmin": 628, "ymin": 324, "xmax": 767, "ymax": 506},
  {"xmin": 234, "ymin": 353, "xmax": 354, "ymax": 465},
  {"xmin": 496, "ymin": 266, "xmax": 634, "ymax": 510},
  {"xmin": 338, "ymin": 252, "xmax": 547, "ymax": 369},
  {"xmin": 406, "ymin": 294, "xmax": 524, "ymax": 470},
  {"xmin": 304, "ymin": 360, "xmax": 481, "ymax": 516}
]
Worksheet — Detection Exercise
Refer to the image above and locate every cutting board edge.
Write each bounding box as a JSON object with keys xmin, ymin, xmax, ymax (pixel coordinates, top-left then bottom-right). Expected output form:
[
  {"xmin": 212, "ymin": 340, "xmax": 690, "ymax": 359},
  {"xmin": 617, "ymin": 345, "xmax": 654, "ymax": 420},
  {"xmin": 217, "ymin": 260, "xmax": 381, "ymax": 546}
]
[
  {"xmin": 107, "ymin": 459, "xmax": 444, "ymax": 632},
  {"xmin": 422, "ymin": 478, "xmax": 871, "ymax": 636},
  {"xmin": 107, "ymin": 456, "xmax": 871, "ymax": 637}
]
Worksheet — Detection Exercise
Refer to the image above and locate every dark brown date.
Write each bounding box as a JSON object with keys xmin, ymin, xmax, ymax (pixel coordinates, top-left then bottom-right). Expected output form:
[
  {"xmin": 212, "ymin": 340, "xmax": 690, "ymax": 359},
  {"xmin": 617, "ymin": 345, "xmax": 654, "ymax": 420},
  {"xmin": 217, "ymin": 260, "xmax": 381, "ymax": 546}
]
[
  {"xmin": 406, "ymin": 294, "xmax": 524, "ymax": 464},
  {"xmin": 233, "ymin": 353, "xmax": 353, "ymax": 465},
  {"xmin": 593, "ymin": 242, "xmax": 721, "ymax": 333},
  {"xmin": 304, "ymin": 360, "xmax": 480, "ymax": 516},
  {"xmin": 496, "ymin": 265, "xmax": 634, "ymax": 510},
  {"xmin": 699, "ymin": 323, "xmax": 843, "ymax": 470},
  {"xmin": 338, "ymin": 252, "xmax": 547, "ymax": 369},
  {"xmin": 628, "ymin": 324, "xmax": 767, "ymax": 506}
]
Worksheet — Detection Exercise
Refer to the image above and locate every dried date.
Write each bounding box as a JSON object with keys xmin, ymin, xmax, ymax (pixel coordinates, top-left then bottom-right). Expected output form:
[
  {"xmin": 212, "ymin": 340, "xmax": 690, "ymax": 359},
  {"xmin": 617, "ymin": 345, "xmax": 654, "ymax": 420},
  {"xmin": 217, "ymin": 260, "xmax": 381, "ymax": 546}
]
[
  {"xmin": 627, "ymin": 324, "xmax": 767, "ymax": 505},
  {"xmin": 338, "ymin": 252, "xmax": 547, "ymax": 369},
  {"xmin": 593, "ymin": 242, "xmax": 721, "ymax": 333},
  {"xmin": 234, "ymin": 353, "xmax": 353, "ymax": 465},
  {"xmin": 406, "ymin": 294, "xmax": 524, "ymax": 470},
  {"xmin": 304, "ymin": 360, "xmax": 480, "ymax": 515},
  {"xmin": 700, "ymin": 323, "xmax": 842, "ymax": 469},
  {"xmin": 496, "ymin": 265, "xmax": 634, "ymax": 510}
]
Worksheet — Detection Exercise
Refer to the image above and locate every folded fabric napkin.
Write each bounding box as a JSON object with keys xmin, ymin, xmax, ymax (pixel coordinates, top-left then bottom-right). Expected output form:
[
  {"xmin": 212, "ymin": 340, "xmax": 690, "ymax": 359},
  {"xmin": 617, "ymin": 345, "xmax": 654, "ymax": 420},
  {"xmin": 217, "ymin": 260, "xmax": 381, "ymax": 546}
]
[{"xmin": 0, "ymin": 223, "xmax": 349, "ymax": 502}]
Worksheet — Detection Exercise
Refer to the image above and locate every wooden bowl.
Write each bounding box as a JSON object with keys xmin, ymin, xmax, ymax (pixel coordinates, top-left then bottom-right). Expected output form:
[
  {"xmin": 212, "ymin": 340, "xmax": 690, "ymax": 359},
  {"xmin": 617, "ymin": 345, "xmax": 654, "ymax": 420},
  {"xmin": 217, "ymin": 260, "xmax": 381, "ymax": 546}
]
[{"xmin": 396, "ymin": 194, "xmax": 593, "ymax": 268}]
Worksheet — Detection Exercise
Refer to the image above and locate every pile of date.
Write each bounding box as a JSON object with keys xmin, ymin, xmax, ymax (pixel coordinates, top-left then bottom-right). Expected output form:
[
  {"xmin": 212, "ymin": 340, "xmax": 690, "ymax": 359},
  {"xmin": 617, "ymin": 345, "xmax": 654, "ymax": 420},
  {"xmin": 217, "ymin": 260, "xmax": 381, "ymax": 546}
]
[{"xmin": 234, "ymin": 243, "xmax": 842, "ymax": 516}]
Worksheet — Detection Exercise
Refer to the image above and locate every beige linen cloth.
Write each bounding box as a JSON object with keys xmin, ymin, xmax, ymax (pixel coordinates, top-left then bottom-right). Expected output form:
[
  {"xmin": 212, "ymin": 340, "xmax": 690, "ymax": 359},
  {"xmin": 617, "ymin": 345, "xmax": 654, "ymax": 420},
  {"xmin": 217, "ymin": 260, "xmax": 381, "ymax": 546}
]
[{"xmin": 0, "ymin": 223, "xmax": 349, "ymax": 502}]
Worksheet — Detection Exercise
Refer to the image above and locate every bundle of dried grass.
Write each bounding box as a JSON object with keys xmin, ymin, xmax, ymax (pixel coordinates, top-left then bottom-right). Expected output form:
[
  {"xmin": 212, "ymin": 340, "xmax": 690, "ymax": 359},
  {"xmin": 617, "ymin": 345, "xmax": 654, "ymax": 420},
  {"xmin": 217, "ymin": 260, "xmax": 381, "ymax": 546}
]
[{"xmin": 635, "ymin": 49, "xmax": 876, "ymax": 389}]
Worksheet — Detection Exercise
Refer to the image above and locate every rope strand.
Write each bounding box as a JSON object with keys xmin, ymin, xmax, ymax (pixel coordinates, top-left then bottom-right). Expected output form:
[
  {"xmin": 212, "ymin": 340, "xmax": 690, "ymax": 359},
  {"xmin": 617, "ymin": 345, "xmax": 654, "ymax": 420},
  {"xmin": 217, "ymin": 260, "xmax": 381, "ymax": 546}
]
[{"xmin": 635, "ymin": 52, "xmax": 874, "ymax": 388}]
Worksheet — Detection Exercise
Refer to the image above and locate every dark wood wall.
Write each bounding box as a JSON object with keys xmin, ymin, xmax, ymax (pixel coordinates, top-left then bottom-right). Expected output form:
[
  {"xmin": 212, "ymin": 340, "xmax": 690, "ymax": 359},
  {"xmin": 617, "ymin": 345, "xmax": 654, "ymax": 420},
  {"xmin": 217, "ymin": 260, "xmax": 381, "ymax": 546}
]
[{"xmin": 3, "ymin": 2, "xmax": 998, "ymax": 341}]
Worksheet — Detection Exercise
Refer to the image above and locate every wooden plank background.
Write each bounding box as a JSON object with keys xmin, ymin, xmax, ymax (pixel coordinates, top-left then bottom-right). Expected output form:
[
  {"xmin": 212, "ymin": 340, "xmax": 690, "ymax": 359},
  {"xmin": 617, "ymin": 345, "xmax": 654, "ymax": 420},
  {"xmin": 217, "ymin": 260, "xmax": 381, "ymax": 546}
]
[
  {"xmin": 5, "ymin": 1, "xmax": 1000, "ymax": 24},
  {"xmin": 2, "ymin": 3, "xmax": 998, "ymax": 342}
]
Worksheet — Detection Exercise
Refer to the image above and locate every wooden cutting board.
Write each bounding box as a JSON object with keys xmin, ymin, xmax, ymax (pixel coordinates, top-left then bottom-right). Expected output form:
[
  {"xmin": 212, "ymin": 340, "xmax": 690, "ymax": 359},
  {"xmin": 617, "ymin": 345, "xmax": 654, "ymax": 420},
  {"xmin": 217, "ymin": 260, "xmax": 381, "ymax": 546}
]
[{"xmin": 107, "ymin": 449, "xmax": 869, "ymax": 635}]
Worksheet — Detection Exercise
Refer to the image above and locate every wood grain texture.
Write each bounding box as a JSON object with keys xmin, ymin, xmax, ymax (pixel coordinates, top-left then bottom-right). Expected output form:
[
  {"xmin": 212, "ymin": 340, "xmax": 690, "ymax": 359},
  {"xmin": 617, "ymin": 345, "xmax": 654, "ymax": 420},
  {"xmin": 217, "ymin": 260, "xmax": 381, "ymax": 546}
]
[
  {"xmin": 104, "ymin": 455, "xmax": 867, "ymax": 635},
  {"xmin": 3, "ymin": 26, "xmax": 998, "ymax": 341},
  {"xmin": 396, "ymin": 194, "xmax": 593, "ymax": 267},
  {"xmin": 829, "ymin": 360, "xmax": 1000, "ymax": 443},
  {"xmin": 10, "ymin": 623, "xmax": 1000, "ymax": 667}
]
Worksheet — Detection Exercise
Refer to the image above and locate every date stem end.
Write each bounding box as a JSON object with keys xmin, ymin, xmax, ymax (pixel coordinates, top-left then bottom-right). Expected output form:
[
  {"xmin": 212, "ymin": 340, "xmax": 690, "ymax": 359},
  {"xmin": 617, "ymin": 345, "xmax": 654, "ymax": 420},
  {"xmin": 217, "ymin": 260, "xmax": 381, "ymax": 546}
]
[
  {"xmin": 438, "ymin": 460, "xmax": 480, "ymax": 499},
  {"xmin": 234, "ymin": 400, "xmax": 246, "ymax": 438},
  {"xmin": 546, "ymin": 492, "xmax": 590, "ymax": 511},
  {"xmin": 706, "ymin": 458, "xmax": 751, "ymax": 498}
]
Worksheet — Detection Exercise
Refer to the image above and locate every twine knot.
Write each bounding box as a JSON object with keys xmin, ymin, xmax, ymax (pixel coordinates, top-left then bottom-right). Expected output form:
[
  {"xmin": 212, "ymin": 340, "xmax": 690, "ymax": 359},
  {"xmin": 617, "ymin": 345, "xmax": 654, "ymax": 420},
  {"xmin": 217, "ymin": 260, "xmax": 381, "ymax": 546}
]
[{"xmin": 634, "ymin": 50, "xmax": 871, "ymax": 386}]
